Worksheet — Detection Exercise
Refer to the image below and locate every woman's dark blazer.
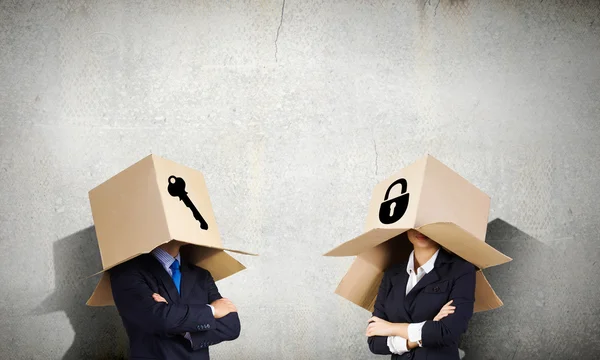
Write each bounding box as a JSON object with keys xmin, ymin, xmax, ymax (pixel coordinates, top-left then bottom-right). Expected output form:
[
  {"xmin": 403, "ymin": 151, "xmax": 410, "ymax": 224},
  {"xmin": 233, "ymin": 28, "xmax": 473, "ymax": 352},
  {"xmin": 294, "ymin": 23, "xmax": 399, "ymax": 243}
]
[{"xmin": 368, "ymin": 248, "xmax": 477, "ymax": 360}]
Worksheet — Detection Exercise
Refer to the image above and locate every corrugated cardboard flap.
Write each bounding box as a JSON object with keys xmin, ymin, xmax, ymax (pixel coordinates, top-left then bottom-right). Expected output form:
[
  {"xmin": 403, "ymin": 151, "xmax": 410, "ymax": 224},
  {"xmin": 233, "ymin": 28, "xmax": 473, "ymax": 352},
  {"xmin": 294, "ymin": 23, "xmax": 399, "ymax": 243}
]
[
  {"xmin": 474, "ymin": 270, "xmax": 503, "ymax": 312},
  {"xmin": 329, "ymin": 222, "xmax": 511, "ymax": 313},
  {"xmin": 334, "ymin": 235, "xmax": 413, "ymax": 310},
  {"xmin": 323, "ymin": 228, "xmax": 411, "ymax": 257},
  {"xmin": 87, "ymin": 243, "xmax": 256, "ymax": 307},
  {"xmin": 416, "ymin": 222, "xmax": 512, "ymax": 269},
  {"xmin": 334, "ymin": 255, "xmax": 384, "ymax": 311},
  {"xmin": 187, "ymin": 244, "xmax": 258, "ymax": 257},
  {"xmin": 325, "ymin": 222, "xmax": 511, "ymax": 266}
]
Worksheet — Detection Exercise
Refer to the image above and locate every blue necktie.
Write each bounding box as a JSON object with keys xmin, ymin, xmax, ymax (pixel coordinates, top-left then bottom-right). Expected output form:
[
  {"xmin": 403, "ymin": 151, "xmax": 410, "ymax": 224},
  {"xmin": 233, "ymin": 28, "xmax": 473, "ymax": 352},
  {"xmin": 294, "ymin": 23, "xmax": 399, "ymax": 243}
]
[{"xmin": 170, "ymin": 259, "xmax": 181, "ymax": 294}]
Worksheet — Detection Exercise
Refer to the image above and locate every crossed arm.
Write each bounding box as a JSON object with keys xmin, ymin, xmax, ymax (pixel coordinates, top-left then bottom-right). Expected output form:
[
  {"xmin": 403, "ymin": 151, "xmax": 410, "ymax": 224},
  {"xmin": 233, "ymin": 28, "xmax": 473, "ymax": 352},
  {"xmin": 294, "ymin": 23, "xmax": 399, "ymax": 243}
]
[
  {"xmin": 367, "ymin": 263, "xmax": 476, "ymax": 354},
  {"xmin": 151, "ymin": 276, "xmax": 241, "ymax": 350},
  {"xmin": 110, "ymin": 267, "xmax": 241, "ymax": 351}
]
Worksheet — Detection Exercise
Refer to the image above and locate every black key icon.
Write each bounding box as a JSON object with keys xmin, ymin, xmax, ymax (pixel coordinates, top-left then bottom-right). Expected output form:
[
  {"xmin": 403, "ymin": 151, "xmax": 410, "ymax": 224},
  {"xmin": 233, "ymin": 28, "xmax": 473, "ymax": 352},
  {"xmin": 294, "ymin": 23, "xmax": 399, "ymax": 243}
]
[{"xmin": 167, "ymin": 175, "xmax": 209, "ymax": 230}]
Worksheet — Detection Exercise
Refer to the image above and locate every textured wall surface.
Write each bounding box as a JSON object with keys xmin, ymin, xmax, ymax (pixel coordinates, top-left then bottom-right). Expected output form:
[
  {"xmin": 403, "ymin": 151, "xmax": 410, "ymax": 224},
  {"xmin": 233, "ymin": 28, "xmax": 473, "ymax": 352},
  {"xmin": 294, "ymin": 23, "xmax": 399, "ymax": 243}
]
[{"xmin": 1, "ymin": 0, "xmax": 599, "ymax": 359}]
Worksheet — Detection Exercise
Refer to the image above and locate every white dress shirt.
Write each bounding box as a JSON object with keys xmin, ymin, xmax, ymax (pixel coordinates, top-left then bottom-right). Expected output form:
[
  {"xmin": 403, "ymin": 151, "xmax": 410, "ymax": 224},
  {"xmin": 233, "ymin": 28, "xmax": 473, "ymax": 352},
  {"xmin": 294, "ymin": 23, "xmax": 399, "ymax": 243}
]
[{"xmin": 387, "ymin": 248, "xmax": 440, "ymax": 355}]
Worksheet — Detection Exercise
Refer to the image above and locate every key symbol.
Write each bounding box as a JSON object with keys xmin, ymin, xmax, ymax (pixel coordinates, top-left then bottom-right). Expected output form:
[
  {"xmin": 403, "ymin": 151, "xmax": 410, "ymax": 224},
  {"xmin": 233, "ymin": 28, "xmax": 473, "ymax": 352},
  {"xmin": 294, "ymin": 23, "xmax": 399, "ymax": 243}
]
[{"xmin": 167, "ymin": 175, "xmax": 209, "ymax": 230}]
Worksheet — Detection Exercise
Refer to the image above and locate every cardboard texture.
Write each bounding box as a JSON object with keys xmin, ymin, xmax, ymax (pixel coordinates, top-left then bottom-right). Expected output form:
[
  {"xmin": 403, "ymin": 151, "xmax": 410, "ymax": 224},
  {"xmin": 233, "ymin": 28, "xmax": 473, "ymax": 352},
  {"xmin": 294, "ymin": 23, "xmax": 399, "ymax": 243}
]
[
  {"xmin": 86, "ymin": 154, "xmax": 257, "ymax": 306},
  {"xmin": 324, "ymin": 155, "xmax": 512, "ymax": 313}
]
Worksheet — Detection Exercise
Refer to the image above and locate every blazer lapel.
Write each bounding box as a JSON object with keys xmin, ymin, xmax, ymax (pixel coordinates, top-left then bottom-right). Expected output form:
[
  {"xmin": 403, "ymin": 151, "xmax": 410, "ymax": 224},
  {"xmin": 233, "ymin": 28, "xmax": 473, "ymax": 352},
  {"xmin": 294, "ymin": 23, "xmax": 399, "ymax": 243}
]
[
  {"xmin": 144, "ymin": 255, "xmax": 180, "ymax": 303},
  {"xmin": 389, "ymin": 270, "xmax": 413, "ymax": 322},
  {"xmin": 404, "ymin": 249, "xmax": 455, "ymax": 312},
  {"xmin": 180, "ymin": 260, "xmax": 198, "ymax": 302}
]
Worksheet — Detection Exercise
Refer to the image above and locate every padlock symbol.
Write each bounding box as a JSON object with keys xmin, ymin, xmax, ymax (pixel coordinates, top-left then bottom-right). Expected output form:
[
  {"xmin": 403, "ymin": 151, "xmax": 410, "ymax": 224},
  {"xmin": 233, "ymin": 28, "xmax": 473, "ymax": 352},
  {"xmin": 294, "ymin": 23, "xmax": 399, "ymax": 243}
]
[{"xmin": 378, "ymin": 178, "xmax": 410, "ymax": 224}]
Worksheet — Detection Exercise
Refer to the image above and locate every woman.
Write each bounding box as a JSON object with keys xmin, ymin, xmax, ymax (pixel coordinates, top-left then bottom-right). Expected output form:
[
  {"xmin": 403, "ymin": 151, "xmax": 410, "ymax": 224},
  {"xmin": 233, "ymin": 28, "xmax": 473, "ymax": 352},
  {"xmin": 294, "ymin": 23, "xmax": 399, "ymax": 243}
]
[{"xmin": 366, "ymin": 229, "xmax": 476, "ymax": 360}]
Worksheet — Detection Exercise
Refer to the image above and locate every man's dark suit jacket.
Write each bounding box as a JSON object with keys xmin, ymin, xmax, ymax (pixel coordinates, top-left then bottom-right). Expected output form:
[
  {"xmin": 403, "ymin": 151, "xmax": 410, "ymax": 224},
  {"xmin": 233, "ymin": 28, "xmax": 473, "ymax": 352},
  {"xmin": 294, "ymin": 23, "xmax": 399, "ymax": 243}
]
[
  {"xmin": 110, "ymin": 254, "xmax": 241, "ymax": 360},
  {"xmin": 368, "ymin": 248, "xmax": 476, "ymax": 360}
]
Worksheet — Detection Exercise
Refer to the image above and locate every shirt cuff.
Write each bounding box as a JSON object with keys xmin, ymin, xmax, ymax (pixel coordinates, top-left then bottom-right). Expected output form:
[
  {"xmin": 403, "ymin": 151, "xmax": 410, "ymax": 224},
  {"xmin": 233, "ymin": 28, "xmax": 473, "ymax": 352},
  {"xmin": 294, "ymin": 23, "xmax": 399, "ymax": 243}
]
[
  {"xmin": 407, "ymin": 321, "xmax": 426, "ymax": 344},
  {"xmin": 207, "ymin": 304, "xmax": 215, "ymax": 316},
  {"xmin": 387, "ymin": 336, "xmax": 409, "ymax": 354}
]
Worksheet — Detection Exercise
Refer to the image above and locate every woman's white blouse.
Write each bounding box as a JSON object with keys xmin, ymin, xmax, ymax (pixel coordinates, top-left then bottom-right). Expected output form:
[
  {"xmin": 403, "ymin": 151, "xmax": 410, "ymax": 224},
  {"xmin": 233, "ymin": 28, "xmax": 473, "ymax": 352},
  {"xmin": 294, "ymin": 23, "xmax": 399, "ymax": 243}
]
[{"xmin": 387, "ymin": 249, "xmax": 440, "ymax": 354}]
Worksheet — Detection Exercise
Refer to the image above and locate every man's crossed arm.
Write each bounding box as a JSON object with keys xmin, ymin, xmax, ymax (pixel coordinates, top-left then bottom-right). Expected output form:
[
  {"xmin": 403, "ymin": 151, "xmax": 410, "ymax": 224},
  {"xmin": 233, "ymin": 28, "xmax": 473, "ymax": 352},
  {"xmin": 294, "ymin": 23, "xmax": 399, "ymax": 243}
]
[{"xmin": 110, "ymin": 266, "xmax": 241, "ymax": 352}]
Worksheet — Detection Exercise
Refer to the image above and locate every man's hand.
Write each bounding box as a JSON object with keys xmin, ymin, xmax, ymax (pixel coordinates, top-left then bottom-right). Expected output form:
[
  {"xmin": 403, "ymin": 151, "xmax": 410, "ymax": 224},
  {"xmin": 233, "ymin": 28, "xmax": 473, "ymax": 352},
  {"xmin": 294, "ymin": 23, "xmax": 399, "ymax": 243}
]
[
  {"xmin": 211, "ymin": 298, "xmax": 237, "ymax": 319},
  {"xmin": 434, "ymin": 300, "xmax": 455, "ymax": 321},
  {"xmin": 152, "ymin": 293, "xmax": 168, "ymax": 304},
  {"xmin": 366, "ymin": 316, "xmax": 396, "ymax": 337}
]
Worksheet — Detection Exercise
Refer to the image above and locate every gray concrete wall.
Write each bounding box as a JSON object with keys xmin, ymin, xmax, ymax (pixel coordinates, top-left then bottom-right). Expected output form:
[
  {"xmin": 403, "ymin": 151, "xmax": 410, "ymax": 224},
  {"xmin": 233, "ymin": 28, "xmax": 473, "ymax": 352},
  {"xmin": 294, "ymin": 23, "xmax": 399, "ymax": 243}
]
[{"xmin": 1, "ymin": 0, "xmax": 599, "ymax": 359}]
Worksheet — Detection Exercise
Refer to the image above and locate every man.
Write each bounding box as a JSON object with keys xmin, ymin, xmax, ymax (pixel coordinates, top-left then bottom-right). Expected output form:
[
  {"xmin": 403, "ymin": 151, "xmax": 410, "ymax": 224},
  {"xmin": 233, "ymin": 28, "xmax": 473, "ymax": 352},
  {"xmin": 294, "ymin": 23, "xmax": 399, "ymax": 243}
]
[{"xmin": 110, "ymin": 240, "xmax": 241, "ymax": 360}]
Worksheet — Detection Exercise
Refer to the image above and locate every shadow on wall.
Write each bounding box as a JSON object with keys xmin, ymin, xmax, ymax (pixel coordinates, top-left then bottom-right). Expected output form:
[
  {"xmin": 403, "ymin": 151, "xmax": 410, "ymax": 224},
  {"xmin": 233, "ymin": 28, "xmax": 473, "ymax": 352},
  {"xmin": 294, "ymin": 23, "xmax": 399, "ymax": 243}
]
[
  {"xmin": 460, "ymin": 219, "xmax": 599, "ymax": 360},
  {"xmin": 33, "ymin": 227, "xmax": 128, "ymax": 360}
]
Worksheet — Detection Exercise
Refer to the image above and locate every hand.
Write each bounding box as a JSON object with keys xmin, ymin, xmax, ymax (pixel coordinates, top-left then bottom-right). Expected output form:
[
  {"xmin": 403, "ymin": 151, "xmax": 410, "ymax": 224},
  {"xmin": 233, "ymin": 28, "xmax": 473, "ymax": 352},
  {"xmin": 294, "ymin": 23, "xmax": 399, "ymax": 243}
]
[
  {"xmin": 366, "ymin": 316, "xmax": 396, "ymax": 337},
  {"xmin": 152, "ymin": 293, "xmax": 168, "ymax": 304},
  {"xmin": 210, "ymin": 298, "xmax": 237, "ymax": 319},
  {"xmin": 434, "ymin": 300, "xmax": 455, "ymax": 321},
  {"xmin": 407, "ymin": 340, "xmax": 420, "ymax": 350}
]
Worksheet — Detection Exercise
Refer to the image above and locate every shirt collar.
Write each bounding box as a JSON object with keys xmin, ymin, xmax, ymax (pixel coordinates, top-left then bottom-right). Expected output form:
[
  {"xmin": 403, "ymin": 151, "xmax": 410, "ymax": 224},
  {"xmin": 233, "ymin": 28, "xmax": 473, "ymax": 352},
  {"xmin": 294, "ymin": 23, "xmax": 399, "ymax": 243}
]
[
  {"xmin": 151, "ymin": 247, "xmax": 181, "ymax": 271},
  {"xmin": 406, "ymin": 248, "xmax": 440, "ymax": 275}
]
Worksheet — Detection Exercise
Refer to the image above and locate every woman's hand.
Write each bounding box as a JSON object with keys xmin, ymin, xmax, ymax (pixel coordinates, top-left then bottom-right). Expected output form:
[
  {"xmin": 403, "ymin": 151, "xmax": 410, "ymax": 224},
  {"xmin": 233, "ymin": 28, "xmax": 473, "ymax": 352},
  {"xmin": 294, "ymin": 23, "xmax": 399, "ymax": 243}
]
[
  {"xmin": 407, "ymin": 340, "xmax": 420, "ymax": 350},
  {"xmin": 366, "ymin": 316, "xmax": 397, "ymax": 337},
  {"xmin": 434, "ymin": 300, "xmax": 455, "ymax": 321}
]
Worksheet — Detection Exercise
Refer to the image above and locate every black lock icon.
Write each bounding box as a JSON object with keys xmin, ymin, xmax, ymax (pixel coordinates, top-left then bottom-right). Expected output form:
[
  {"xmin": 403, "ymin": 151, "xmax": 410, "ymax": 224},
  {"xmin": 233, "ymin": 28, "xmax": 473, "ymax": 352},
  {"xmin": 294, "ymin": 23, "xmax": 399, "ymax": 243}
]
[{"xmin": 378, "ymin": 178, "xmax": 410, "ymax": 224}]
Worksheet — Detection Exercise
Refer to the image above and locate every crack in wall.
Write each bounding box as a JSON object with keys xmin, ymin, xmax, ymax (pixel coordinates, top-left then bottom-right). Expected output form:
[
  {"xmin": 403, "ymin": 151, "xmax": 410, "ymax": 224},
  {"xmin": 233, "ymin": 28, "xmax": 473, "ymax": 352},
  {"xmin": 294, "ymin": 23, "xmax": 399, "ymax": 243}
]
[
  {"xmin": 373, "ymin": 139, "xmax": 379, "ymax": 176},
  {"xmin": 274, "ymin": 0, "xmax": 286, "ymax": 62}
]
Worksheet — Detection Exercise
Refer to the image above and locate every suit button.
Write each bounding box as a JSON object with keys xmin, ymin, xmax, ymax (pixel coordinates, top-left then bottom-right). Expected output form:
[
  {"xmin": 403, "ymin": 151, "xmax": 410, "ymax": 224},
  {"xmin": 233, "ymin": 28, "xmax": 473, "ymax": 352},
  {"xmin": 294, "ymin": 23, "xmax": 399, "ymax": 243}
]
[
  {"xmin": 206, "ymin": 324, "xmax": 210, "ymax": 329},
  {"xmin": 433, "ymin": 286, "xmax": 440, "ymax": 292},
  {"xmin": 196, "ymin": 325, "xmax": 201, "ymax": 330}
]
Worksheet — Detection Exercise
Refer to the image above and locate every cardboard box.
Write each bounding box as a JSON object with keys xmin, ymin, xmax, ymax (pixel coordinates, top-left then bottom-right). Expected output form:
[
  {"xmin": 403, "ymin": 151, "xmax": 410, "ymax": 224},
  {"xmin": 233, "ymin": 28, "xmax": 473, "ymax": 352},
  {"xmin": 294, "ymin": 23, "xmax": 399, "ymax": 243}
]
[
  {"xmin": 324, "ymin": 155, "xmax": 512, "ymax": 313},
  {"xmin": 86, "ymin": 154, "xmax": 257, "ymax": 306}
]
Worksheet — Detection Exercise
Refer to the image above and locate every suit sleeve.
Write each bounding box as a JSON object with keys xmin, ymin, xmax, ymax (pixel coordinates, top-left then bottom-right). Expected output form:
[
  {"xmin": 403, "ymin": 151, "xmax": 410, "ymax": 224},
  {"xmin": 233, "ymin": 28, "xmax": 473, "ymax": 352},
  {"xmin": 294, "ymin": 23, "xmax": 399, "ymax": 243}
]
[
  {"xmin": 110, "ymin": 265, "xmax": 216, "ymax": 335},
  {"xmin": 421, "ymin": 262, "xmax": 476, "ymax": 348},
  {"xmin": 189, "ymin": 271, "xmax": 241, "ymax": 351},
  {"xmin": 367, "ymin": 271, "xmax": 393, "ymax": 355}
]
